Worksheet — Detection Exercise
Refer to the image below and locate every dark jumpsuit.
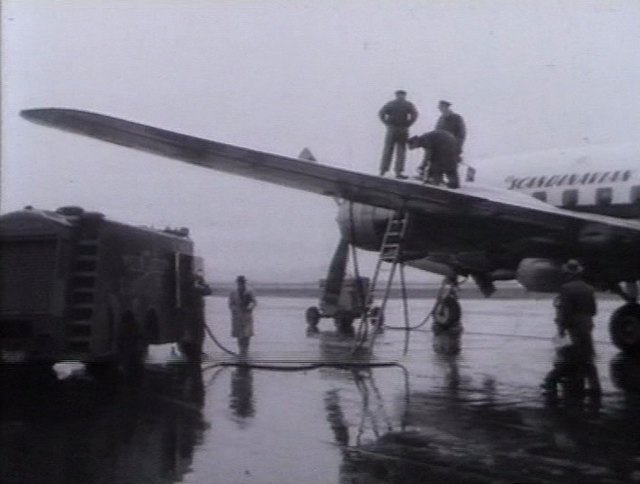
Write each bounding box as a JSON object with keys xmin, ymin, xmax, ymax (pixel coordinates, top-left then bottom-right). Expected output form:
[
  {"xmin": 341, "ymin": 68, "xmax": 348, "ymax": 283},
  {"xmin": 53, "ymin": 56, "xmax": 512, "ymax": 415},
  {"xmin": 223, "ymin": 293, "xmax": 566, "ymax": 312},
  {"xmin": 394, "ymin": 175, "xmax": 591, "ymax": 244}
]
[
  {"xmin": 413, "ymin": 130, "xmax": 461, "ymax": 188},
  {"xmin": 544, "ymin": 278, "xmax": 601, "ymax": 395},
  {"xmin": 435, "ymin": 111, "xmax": 466, "ymax": 159},
  {"xmin": 379, "ymin": 99, "xmax": 418, "ymax": 176}
]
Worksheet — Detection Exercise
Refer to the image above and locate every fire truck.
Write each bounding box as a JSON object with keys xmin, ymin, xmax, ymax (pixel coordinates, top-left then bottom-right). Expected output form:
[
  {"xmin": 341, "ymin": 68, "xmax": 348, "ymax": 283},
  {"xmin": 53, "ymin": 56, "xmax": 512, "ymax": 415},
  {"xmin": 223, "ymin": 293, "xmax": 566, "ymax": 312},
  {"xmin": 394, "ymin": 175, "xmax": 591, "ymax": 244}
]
[{"xmin": 0, "ymin": 206, "xmax": 209, "ymax": 371}]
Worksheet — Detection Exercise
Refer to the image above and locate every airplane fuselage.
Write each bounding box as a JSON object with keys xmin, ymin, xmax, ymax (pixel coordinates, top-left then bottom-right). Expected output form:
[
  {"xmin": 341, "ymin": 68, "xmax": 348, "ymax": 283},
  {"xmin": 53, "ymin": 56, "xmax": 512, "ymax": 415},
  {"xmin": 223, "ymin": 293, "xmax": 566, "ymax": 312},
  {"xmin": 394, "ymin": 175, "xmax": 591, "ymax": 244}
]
[{"xmin": 476, "ymin": 144, "xmax": 640, "ymax": 220}]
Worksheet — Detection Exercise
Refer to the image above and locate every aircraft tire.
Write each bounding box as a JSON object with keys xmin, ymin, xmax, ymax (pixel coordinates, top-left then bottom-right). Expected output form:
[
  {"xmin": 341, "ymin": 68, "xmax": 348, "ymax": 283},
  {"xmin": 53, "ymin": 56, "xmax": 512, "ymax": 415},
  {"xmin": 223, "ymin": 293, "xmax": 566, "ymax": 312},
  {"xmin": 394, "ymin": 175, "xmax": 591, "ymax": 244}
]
[
  {"xmin": 306, "ymin": 306, "xmax": 321, "ymax": 327},
  {"xmin": 609, "ymin": 303, "xmax": 640, "ymax": 354},
  {"xmin": 433, "ymin": 295, "xmax": 462, "ymax": 329},
  {"xmin": 335, "ymin": 315, "xmax": 355, "ymax": 335},
  {"xmin": 610, "ymin": 352, "xmax": 640, "ymax": 392}
]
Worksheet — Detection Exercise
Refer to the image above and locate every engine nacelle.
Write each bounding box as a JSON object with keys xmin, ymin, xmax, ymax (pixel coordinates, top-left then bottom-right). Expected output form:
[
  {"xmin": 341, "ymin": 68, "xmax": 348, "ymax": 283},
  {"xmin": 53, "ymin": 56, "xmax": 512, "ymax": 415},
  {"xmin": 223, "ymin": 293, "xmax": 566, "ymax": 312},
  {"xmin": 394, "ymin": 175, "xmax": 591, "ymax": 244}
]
[
  {"xmin": 516, "ymin": 258, "xmax": 563, "ymax": 293},
  {"xmin": 336, "ymin": 203, "xmax": 393, "ymax": 251}
]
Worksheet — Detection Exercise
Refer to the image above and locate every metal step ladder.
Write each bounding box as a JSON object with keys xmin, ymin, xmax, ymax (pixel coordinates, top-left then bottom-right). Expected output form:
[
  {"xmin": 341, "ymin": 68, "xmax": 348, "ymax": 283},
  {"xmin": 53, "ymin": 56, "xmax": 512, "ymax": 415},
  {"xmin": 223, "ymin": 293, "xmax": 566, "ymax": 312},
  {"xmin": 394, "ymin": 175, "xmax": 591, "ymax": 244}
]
[
  {"xmin": 65, "ymin": 238, "xmax": 99, "ymax": 355},
  {"xmin": 357, "ymin": 212, "xmax": 410, "ymax": 344}
]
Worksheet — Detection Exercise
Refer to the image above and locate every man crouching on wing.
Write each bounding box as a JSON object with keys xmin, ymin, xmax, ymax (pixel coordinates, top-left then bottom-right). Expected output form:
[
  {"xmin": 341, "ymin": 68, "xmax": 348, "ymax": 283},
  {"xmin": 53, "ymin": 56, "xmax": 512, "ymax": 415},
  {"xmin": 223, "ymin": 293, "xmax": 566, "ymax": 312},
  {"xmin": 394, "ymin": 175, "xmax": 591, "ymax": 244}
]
[{"xmin": 408, "ymin": 130, "xmax": 460, "ymax": 189}]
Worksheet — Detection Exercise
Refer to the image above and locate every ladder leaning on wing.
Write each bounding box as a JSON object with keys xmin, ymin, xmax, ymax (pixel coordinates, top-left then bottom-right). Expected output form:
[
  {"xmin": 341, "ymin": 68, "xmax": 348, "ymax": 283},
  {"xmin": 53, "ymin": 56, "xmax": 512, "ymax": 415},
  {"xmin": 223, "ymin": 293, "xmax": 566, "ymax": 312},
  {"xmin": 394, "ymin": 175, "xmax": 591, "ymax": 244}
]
[{"xmin": 354, "ymin": 211, "xmax": 410, "ymax": 350}]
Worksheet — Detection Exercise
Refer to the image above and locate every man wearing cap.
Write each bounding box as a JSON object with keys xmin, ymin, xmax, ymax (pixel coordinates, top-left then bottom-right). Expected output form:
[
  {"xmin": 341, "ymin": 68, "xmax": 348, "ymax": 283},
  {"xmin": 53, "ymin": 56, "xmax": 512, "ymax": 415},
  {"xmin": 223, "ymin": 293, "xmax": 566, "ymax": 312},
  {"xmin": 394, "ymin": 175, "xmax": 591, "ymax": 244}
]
[
  {"xmin": 435, "ymin": 100, "xmax": 466, "ymax": 159},
  {"xmin": 228, "ymin": 275, "xmax": 257, "ymax": 354},
  {"xmin": 408, "ymin": 130, "xmax": 461, "ymax": 188},
  {"xmin": 378, "ymin": 90, "xmax": 419, "ymax": 178},
  {"xmin": 543, "ymin": 260, "xmax": 601, "ymax": 397}
]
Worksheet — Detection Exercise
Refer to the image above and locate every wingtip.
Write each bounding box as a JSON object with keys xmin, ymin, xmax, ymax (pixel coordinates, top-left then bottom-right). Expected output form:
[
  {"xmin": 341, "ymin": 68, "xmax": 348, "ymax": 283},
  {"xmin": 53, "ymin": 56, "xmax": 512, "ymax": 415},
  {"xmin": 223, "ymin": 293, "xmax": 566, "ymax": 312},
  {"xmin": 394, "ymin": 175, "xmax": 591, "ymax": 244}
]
[
  {"xmin": 20, "ymin": 108, "xmax": 65, "ymax": 124},
  {"xmin": 21, "ymin": 107, "xmax": 89, "ymax": 122},
  {"xmin": 20, "ymin": 108, "xmax": 43, "ymax": 120}
]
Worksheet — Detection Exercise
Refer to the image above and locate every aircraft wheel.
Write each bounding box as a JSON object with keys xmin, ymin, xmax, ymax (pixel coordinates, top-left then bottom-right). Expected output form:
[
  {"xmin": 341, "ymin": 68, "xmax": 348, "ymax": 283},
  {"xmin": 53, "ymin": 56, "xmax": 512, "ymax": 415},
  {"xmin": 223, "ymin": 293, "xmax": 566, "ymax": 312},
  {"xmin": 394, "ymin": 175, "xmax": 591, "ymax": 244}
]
[
  {"xmin": 609, "ymin": 303, "xmax": 640, "ymax": 354},
  {"xmin": 433, "ymin": 295, "xmax": 461, "ymax": 329},
  {"xmin": 306, "ymin": 306, "xmax": 321, "ymax": 327},
  {"xmin": 335, "ymin": 315, "xmax": 355, "ymax": 336},
  {"xmin": 610, "ymin": 353, "xmax": 640, "ymax": 392}
]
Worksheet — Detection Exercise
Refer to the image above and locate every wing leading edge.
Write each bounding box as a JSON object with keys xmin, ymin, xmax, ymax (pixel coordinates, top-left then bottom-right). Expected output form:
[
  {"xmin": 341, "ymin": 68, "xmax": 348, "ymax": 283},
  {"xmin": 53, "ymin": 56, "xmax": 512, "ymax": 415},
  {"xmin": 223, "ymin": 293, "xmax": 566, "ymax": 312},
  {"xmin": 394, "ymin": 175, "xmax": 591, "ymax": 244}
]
[{"xmin": 20, "ymin": 108, "xmax": 640, "ymax": 239}]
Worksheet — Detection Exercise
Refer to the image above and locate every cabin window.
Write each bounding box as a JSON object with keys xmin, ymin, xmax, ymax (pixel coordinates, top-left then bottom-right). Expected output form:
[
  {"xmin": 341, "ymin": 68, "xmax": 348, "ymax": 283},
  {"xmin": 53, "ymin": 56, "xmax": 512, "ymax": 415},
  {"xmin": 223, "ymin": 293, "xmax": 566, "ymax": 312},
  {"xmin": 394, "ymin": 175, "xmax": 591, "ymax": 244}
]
[
  {"xmin": 562, "ymin": 189, "xmax": 578, "ymax": 207},
  {"xmin": 532, "ymin": 191, "xmax": 547, "ymax": 202},
  {"xmin": 631, "ymin": 186, "xmax": 640, "ymax": 204},
  {"xmin": 596, "ymin": 187, "xmax": 613, "ymax": 206}
]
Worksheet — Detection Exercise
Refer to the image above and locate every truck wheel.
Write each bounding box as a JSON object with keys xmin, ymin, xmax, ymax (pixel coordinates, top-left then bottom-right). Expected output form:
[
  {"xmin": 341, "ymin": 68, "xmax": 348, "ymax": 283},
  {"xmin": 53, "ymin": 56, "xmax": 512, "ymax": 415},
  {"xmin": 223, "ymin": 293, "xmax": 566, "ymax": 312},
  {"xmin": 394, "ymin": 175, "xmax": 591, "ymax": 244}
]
[
  {"xmin": 86, "ymin": 362, "xmax": 117, "ymax": 380},
  {"xmin": 26, "ymin": 362, "xmax": 56, "ymax": 382},
  {"xmin": 433, "ymin": 295, "xmax": 461, "ymax": 329},
  {"xmin": 179, "ymin": 305, "xmax": 206, "ymax": 364},
  {"xmin": 117, "ymin": 314, "xmax": 147, "ymax": 373},
  {"xmin": 610, "ymin": 303, "xmax": 640, "ymax": 354},
  {"xmin": 120, "ymin": 334, "xmax": 147, "ymax": 372},
  {"xmin": 306, "ymin": 306, "xmax": 321, "ymax": 327},
  {"xmin": 179, "ymin": 327, "xmax": 204, "ymax": 364}
]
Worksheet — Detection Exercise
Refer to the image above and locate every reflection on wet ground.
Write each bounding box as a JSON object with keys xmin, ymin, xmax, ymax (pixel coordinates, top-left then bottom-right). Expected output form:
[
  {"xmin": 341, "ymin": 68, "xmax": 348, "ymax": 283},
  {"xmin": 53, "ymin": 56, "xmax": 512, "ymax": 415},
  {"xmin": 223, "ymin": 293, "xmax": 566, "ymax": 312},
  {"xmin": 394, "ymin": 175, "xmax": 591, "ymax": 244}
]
[
  {"xmin": 341, "ymin": 354, "xmax": 640, "ymax": 484},
  {"xmin": 1, "ymin": 363, "xmax": 206, "ymax": 484},
  {"xmin": 2, "ymin": 297, "xmax": 640, "ymax": 483}
]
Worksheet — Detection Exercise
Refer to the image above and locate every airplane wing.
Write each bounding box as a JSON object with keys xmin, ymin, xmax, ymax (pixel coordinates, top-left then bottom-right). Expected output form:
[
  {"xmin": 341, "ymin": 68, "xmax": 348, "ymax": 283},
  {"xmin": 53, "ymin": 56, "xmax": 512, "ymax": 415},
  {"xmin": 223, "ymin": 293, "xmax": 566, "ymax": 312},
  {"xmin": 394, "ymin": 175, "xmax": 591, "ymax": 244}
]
[{"xmin": 20, "ymin": 108, "xmax": 640, "ymax": 244}]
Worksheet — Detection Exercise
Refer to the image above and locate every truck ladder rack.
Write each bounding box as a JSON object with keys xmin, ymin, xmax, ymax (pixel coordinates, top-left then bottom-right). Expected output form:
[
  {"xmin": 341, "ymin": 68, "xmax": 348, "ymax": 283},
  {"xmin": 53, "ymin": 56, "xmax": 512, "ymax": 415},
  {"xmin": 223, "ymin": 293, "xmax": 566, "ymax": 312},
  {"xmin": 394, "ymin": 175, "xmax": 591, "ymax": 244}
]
[{"xmin": 65, "ymin": 236, "xmax": 99, "ymax": 356}]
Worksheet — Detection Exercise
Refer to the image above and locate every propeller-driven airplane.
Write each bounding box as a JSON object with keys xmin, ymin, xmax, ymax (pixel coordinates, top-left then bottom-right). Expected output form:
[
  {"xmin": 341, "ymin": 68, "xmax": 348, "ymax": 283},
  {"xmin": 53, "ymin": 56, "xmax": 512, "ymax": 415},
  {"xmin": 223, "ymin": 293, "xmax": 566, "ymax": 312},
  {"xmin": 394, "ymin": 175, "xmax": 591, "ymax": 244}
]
[{"xmin": 20, "ymin": 108, "xmax": 640, "ymax": 353}]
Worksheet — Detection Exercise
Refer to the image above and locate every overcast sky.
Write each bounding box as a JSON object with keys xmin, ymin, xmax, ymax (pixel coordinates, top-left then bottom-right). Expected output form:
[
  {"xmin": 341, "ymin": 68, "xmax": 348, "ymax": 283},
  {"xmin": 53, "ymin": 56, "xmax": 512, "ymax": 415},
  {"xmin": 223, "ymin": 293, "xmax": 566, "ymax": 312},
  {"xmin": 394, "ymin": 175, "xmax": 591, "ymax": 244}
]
[{"xmin": 2, "ymin": 0, "xmax": 640, "ymax": 282}]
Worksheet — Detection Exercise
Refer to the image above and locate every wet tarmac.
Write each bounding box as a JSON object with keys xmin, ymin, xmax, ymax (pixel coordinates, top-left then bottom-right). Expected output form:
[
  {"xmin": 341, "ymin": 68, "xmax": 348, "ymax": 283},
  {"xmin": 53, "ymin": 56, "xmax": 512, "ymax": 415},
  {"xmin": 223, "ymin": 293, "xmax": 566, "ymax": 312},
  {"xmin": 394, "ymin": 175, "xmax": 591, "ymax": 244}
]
[{"xmin": 2, "ymin": 296, "xmax": 640, "ymax": 483}]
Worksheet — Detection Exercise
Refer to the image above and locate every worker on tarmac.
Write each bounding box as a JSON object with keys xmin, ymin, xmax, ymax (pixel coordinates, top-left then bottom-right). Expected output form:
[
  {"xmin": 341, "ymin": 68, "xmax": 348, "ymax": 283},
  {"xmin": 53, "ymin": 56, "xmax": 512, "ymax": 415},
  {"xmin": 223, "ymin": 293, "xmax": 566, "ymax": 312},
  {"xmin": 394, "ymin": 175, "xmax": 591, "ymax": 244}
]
[
  {"xmin": 378, "ymin": 90, "xmax": 419, "ymax": 179},
  {"xmin": 408, "ymin": 130, "xmax": 460, "ymax": 188},
  {"xmin": 228, "ymin": 275, "xmax": 257, "ymax": 355},
  {"xmin": 435, "ymin": 100, "xmax": 466, "ymax": 160},
  {"xmin": 542, "ymin": 260, "xmax": 601, "ymax": 398}
]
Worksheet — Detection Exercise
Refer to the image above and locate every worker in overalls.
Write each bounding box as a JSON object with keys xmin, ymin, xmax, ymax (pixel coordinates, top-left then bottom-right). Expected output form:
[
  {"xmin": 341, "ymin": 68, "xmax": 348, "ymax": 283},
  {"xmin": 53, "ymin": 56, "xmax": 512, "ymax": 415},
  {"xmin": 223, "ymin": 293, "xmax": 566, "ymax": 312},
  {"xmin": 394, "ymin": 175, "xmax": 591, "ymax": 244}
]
[
  {"xmin": 378, "ymin": 90, "xmax": 419, "ymax": 178},
  {"xmin": 542, "ymin": 260, "xmax": 601, "ymax": 398},
  {"xmin": 435, "ymin": 100, "xmax": 466, "ymax": 161},
  {"xmin": 408, "ymin": 130, "xmax": 461, "ymax": 188}
]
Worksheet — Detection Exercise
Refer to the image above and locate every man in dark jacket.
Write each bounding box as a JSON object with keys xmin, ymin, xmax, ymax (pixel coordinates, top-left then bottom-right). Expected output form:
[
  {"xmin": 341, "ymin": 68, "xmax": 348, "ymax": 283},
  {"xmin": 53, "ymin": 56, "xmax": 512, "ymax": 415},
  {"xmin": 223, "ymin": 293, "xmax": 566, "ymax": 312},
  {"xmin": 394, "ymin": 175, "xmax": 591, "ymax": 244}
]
[
  {"xmin": 408, "ymin": 130, "xmax": 460, "ymax": 188},
  {"xmin": 543, "ymin": 260, "xmax": 601, "ymax": 398},
  {"xmin": 435, "ymin": 100, "xmax": 466, "ymax": 160},
  {"xmin": 378, "ymin": 90, "xmax": 418, "ymax": 178}
]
